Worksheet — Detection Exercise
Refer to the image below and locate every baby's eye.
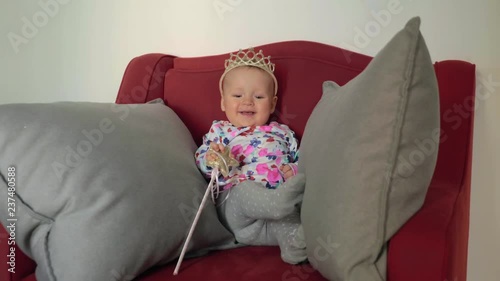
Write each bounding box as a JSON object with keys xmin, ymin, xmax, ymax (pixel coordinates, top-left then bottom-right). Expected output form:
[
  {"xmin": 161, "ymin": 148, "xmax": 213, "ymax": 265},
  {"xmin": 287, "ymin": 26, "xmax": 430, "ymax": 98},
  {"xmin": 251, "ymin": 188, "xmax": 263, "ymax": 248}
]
[
  {"xmin": 232, "ymin": 94, "xmax": 242, "ymax": 98},
  {"xmin": 255, "ymin": 96, "xmax": 265, "ymax": 99}
]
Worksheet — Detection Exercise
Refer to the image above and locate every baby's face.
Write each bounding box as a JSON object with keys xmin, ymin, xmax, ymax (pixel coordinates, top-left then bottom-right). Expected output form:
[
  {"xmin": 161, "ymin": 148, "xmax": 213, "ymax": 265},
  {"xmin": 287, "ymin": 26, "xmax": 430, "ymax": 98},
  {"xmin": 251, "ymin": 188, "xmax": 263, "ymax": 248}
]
[{"xmin": 221, "ymin": 67, "xmax": 277, "ymax": 127}]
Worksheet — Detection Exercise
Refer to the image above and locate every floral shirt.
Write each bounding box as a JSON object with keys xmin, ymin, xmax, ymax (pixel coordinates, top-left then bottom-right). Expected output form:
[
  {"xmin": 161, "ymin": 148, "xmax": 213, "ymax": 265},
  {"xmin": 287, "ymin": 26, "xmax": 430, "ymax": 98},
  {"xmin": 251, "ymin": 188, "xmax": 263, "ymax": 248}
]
[{"xmin": 195, "ymin": 120, "xmax": 299, "ymax": 189}]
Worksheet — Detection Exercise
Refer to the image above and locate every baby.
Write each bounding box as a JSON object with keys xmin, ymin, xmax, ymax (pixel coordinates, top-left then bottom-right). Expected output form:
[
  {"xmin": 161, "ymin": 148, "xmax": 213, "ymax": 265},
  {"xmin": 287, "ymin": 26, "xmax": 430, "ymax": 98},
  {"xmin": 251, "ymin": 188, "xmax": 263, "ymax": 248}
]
[{"xmin": 195, "ymin": 48, "xmax": 307, "ymax": 264}]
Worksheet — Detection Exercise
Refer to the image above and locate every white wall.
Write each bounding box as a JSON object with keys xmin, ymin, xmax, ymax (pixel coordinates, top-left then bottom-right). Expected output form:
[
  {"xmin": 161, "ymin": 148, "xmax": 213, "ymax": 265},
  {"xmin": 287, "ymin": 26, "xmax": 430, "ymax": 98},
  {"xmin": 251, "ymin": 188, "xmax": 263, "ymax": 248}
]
[{"xmin": 1, "ymin": 0, "xmax": 498, "ymax": 280}]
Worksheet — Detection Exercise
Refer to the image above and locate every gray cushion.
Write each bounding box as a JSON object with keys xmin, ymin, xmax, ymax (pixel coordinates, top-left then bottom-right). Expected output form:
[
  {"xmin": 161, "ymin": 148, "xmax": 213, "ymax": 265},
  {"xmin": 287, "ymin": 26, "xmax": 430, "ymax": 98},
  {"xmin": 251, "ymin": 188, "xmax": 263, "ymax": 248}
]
[
  {"xmin": 299, "ymin": 17, "xmax": 439, "ymax": 281},
  {"xmin": 0, "ymin": 102, "xmax": 236, "ymax": 281}
]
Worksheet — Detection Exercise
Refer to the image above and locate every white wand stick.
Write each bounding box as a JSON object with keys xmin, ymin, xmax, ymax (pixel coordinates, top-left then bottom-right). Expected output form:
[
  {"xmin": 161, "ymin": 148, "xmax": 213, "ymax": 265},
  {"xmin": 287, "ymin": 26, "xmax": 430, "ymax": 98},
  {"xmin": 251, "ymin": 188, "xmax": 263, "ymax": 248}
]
[{"xmin": 173, "ymin": 167, "xmax": 219, "ymax": 275}]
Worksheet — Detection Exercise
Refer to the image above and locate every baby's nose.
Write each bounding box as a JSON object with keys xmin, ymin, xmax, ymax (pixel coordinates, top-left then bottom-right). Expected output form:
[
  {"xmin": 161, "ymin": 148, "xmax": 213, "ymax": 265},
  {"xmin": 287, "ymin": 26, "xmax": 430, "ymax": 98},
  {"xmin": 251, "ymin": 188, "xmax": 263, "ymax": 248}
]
[{"xmin": 242, "ymin": 98, "xmax": 254, "ymax": 105}]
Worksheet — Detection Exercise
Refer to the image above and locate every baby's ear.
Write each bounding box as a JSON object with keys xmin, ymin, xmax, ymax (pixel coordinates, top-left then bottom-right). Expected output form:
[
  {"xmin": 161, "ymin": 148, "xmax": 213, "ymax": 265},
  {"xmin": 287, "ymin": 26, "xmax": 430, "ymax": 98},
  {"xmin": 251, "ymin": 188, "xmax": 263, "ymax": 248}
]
[
  {"xmin": 220, "ymin": 96, "xmax": 225, "ymax": 112},
  {"xmin": 271, "ymin": 95, "xmax": 278, "ymax": 113}
]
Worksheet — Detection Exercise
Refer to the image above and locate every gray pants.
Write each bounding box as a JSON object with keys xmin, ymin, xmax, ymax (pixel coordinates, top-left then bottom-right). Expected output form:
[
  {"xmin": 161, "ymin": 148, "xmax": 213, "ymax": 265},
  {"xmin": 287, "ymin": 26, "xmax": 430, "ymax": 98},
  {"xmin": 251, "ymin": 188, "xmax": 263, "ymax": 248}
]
[{"xmin": 217, "ymin": 174, "xmax": 307, "ymax": 264}]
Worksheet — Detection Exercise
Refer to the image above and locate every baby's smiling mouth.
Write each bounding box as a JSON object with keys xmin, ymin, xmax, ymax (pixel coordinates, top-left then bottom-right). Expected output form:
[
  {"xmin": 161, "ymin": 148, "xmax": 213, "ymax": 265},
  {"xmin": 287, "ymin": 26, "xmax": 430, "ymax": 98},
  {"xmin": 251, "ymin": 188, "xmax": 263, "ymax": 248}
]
[{"xmin": 239, "ymin": 111, "xmax": 255, "ymax": 116}]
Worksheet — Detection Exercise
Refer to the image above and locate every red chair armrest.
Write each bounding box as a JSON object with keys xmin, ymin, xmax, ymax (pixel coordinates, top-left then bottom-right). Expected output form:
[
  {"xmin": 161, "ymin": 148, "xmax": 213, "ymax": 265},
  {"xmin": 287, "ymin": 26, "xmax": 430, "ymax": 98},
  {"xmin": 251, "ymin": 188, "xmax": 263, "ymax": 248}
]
[{"xmin": 116, "ymin": 53, "xmax": 175, "ymax": 104}]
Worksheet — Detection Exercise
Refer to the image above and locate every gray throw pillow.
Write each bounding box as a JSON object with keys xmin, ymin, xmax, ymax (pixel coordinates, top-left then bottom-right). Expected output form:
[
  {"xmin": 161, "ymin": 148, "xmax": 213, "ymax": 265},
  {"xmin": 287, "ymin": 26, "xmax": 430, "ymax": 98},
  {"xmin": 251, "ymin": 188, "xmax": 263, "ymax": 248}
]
[
  {"xmin": 0, "ymin": 102, "xmax": 236, "ymax": 281},
  {"xmin": 299, "ymin": 17, "xmax": 439, "ymax": 281}
]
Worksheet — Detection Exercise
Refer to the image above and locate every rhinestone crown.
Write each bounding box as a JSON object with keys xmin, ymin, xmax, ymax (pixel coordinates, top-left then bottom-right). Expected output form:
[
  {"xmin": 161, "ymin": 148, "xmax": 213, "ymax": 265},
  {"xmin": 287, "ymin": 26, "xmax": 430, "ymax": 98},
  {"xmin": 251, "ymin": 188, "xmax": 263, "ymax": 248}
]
[{"xmin": 219, "ymin": 48, "xmax": 278, "ymax": 96}]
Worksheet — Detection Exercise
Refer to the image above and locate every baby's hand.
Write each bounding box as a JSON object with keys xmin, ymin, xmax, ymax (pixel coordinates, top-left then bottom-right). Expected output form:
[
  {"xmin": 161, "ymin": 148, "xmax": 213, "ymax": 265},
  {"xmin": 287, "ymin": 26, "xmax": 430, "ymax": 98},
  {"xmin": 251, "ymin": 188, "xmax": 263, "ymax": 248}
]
[
  {"xmin": 206, "ymin": 142, "xmax": 226, "ymax": 162},
  {"xmin": 280, "ymin": 164, "xmax": 296, "ymax": 180}
]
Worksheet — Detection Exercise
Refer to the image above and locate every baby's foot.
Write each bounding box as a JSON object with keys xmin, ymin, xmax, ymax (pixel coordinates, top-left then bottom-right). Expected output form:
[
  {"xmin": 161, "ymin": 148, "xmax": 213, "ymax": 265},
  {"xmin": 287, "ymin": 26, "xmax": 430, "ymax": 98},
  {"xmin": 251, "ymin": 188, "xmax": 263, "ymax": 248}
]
[
  {"xmin": 222, "ymin": 174, "xmax": 306, "ymax": 221},
  {"xmin": 281, "ymin": 224, "xmax": 308, "ymax": 264}
]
